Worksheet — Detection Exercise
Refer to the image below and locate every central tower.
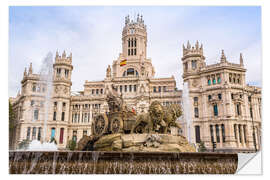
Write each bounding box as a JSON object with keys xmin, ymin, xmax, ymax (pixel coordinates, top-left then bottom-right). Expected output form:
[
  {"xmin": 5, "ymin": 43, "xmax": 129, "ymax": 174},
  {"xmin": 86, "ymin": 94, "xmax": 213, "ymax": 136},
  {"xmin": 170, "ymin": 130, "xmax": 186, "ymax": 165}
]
[{"xmin": 122, "ymin": 14, "xmax": 147, "ymax": 60}]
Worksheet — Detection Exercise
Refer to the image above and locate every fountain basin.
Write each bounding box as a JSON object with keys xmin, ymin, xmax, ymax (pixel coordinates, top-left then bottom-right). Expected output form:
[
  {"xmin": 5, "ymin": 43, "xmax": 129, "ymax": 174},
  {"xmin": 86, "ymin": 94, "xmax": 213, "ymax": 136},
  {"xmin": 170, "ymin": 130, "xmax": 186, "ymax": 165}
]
[{"xmin": 9, "ymin": 151, "xmax": 238, "ymax": 174}]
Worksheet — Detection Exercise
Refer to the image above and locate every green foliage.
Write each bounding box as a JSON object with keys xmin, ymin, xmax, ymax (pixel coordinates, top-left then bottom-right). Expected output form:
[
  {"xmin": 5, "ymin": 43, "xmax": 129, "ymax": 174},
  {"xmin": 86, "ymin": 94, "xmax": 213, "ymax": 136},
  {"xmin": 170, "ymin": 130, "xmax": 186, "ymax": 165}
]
[
  {"xmin": 18, "ymin": 139, "xmax": 30, "ymax": 150},
  {"xmin": 67, "ymin": 140, "xmax": 77, "ymax": 151},
  {"xmin": 198, "ymin": 141, "xmax": 207, "ymax": 152}
]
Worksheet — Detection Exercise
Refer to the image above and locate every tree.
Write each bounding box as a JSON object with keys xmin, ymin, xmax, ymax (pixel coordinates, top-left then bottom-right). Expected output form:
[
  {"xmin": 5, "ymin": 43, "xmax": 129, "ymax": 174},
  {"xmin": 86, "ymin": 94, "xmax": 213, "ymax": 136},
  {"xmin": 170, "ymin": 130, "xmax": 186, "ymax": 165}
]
[
  {"xmin": 66, "ymin": 140, "xmax": 77, "ymax": 151},
  {"xmin": 9, "ymin": 101, "xmax": 16, "ymax": 149}
]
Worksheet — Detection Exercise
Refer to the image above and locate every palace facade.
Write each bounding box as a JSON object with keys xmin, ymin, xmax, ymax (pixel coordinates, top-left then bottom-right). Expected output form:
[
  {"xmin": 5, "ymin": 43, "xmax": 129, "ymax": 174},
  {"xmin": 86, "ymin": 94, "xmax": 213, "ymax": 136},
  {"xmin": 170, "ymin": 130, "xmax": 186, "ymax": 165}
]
[
  {"xmin": 181, "ymin": 41, "xmax": 261, "ymax": 152},
  {"xmin": 9, "ymin": 15, "xmax": 181, "ymax": 150},
  {"xmin": 9, "ymin": 15, "xmax": 261, "ymax": 152}
]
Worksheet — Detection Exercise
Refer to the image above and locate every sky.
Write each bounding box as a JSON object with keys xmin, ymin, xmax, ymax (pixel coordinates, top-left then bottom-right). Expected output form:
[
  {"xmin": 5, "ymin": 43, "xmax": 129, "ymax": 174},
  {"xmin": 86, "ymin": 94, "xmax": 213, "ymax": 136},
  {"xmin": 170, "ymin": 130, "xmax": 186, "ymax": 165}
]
[{"xmin": 8, "ymin": 6, "xmax": 262, "ymax": 97}]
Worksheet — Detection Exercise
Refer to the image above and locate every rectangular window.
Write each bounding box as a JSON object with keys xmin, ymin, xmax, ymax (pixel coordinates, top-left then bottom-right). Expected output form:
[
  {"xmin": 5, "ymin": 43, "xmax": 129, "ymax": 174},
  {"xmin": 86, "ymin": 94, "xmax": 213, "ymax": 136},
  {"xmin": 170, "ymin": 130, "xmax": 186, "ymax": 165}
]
[
  {"xmin": 37, "ymin": 127, "xmax": 42, "ymax": 141},
  {"xmin": 61, "ymin": 112, "xmax": 65, "ymax": 121},
  {"xmin": 31, "ymin": 100, "xmax": 34, "ymax": 106},
  {"xmin": 54, "ymin": 102, "xmax": 57, "ymax": 107},
  {"xmin": 128, "ymin": 49, "xmax": 130, "ymax": 56},
  {"xmin": 221, "ymin": 124, "xmax": 226, "ymax": 142},
  {"xmin": 129, "ymin": 85, "xmax": 132, "ymax": 92},
  {"xmin": 210, "ymin": 125, "xmax": 214, "ymax": 143},
  {"xmin": 83, "ymin": 130, "xmax": 87, "ymax": 136},
  {"xmin": 134, "ymin": 48, "xmax": 136, "ymax": 55},
  {"xmin": 195, "ymin": 125, "xmax": 201, "ymax": 143},
  {"xmin": 213, "ymin": 78, "xmax": 216, "ymax": 85},
  {"xmin": 59, "ymin": 128, "xmax": 64, "ymax": 144},
  {"xmin": 234, "ymin": 124, "xmax": 237, "ymax": 140},
  {"xmin": 101, "ymin": 89, "xmax": 103, "ymax": 94},
  {"xmin": 63, "ymin": 102, "xmax": 66, "ymax": 107},
  {"xmin": 218, "ymin": 94, "xmax": 222, "ymax": 100},
  {"xmin": 163, "ymin": 86, "xmax": 166, "ymax": 92},
  {"xmin": 213, "ymin": 104, "xmax": 218, "ymax": 116},
  {"xmin": 215, "ymin": 125, "xmax": 220, "ymax": 143},
  {"xmin": 250, "ymin": 107, "xmax": 253, "ymax": 119},
  {"xmin": 65, "ymin": 69, "xmax": 69, "ymax": 78},
  {"xmin": 208, "ymin": 95, "xmax": 212, "ymax": 100},
  {"xmin": 158, "ymin": 86, "xmax": 161, "ymax": 92},
  {"xmin": 238, "ymin": 125, "xmax": 242, "ymax": 143},
  {"xmin": 32, "ymin": 84, "xmax": 36, "ymax": 92},
  {"xmin": 53, "ymin": 111, "xmax": 57, "ymax": 121},
  {"xmin": 194, "ymin": 107, "xmax": 199, "ymax": 118},
  {"xmin": 124, "ymin": 85, "xmax": 127, "ymax": 92},
  {"xmin": 92, "ymin": 89, "xmax": 94, "ymax": 94},
  {"xmin": 32, "ymin": 127, "xmax": 36, "ymax": 140},
  {"xmin": 192, "ymin": 60, "xmax": 197, "ymax": 69},
  {"xmin": 134, "ymin": 85, "xmax": 137, "ymax": 92},
  {"xmin": 236, "ymin": 104, "xmax": 241, "ymax": 116},
  {"xmin": 153, "ymin": 86, "xmax": 156, "ymax": 92},
  {"xmin": 27, "ymin": 127, "xmax": 31, "ymax": 140},
  {"xmin": 72, "ymin": 131, "xmax": 77, "ymax": 142},
  {"xmin": 243, "ymin": 125, "xmax": 247, "ymax": 143},
  {"xmin": 217, "ymin": 77, "xmax": 221, "ymax": 84},
  {"xmin": 96, "ymin": 89, "xmax": 99, "ymax": 94},
  {"xmin": 34, "ymin": 109, "xmax": 39, "ymax": 121},
  {"xmin": 120, "ymin": 85, "xmax": 122, "ymax": 92},
  {"xmin": 207, "ymin": 79, "xmax": 211, "ymax": 85}
]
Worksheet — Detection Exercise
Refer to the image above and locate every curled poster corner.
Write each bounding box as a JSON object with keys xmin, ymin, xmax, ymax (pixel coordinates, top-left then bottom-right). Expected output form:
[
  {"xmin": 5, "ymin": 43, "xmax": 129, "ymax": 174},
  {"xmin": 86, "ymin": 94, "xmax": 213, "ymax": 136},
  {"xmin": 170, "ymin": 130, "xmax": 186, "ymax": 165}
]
[{"xmin": 236, "ymin": 151, "xmax": 262, "ymax": 174}]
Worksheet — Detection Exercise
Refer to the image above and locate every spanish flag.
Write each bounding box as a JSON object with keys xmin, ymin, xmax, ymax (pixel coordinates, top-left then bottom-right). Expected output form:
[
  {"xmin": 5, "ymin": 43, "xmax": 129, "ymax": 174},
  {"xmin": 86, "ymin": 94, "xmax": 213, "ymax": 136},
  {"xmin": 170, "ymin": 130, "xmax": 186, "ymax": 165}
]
[{"xmin": 120, "ymin": 59, "xmax": 127, "ymax": 66}]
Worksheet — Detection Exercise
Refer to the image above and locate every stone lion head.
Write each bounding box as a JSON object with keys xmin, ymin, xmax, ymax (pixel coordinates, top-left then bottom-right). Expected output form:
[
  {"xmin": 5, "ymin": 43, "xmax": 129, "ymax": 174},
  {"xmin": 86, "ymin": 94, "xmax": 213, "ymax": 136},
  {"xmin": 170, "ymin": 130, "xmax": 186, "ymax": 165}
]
[{"xmin": 149, "ymin": 101, "xmax": 164, "ymax": 124}]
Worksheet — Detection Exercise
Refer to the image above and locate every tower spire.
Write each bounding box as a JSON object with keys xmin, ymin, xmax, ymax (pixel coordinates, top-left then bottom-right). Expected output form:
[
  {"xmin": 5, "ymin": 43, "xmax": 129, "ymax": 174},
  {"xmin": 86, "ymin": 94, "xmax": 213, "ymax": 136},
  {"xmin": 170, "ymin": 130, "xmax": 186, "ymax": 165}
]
[
  {"xmin": 187, "ymin": 41, "xmax": 191, "ymax": 49},
  {"xmin": 24, "ymin": 67, "xmax": 27, "ymax": 77},
  {"xmin": 220, "ymin": 50, "xmax": 227, "ymax": 63},
  {"xmin": 28, "ymin": 63, "xmax": 33, "ymax": 74},
  {"xmin": 240, "ymin": 53, "xmax": 244, "ymax": 66}
]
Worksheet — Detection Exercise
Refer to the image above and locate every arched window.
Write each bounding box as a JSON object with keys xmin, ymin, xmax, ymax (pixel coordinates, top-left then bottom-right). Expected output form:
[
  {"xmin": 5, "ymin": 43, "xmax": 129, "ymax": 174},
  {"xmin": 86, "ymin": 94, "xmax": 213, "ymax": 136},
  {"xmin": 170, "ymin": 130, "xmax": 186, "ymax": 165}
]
[
  {"xmin": 128, "ymin": 39, "xmax": 130, "ymax": 47},
  {"xmin": 134, "ymin": 38, "xmax": 137, "ymax": 47},
  {"xmin": 127, "ymin": 68, "xmax": 135, "ymax": 76},
  {"xmin": 59, "ymin": 128, "xmax": 64, "ymax": 144},
  {"xmin": 131, "ymin": 38, "xmax": 133, "ymax": 47},
  {"xmin": 51, "ymin": 128, "xmax": 55, "ymax": 140}
]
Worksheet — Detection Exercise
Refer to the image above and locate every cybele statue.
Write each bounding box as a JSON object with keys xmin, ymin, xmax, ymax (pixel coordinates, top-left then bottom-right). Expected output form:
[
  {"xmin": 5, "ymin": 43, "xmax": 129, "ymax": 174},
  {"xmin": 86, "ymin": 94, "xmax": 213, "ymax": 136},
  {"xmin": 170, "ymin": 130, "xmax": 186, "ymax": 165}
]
[{"xmin": 77, "ymin": 90, "xmax": 195, "ymax": 152}]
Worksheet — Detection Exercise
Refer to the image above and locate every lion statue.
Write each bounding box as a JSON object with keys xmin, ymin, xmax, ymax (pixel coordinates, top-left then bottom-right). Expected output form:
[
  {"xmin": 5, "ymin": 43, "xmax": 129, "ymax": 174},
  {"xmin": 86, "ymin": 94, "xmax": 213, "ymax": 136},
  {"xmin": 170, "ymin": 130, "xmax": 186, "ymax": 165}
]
[
  {"xmin": 161, "ymin": 104, "xmax": 182, "ymax": 133},
  {"xmin": 131, "ymin": 101, "xmax": 166, "ymax": 133},
  {"xmin": 131, "ymin": 101, "xmax": 182, "ymax": 134}
]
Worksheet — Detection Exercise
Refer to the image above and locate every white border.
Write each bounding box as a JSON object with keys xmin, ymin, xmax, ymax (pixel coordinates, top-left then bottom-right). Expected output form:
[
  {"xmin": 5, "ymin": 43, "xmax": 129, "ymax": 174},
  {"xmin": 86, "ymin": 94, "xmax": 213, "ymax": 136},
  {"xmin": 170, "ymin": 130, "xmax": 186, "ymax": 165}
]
[{"xmin": 2, "ymin": 0, "xmax": 269, "ymax": 179}]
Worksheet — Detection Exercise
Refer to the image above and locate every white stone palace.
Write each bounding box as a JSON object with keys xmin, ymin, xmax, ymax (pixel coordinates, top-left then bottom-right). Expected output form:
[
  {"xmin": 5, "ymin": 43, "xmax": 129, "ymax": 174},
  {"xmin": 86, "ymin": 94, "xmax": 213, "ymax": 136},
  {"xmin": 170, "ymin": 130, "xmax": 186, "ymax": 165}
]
[
  {"xmin": 181, "ymin": 41, "xmax": 261, "ymax": 152},
  {"xmin": 9, "ymin": 14, "xmax": 261, "ymax": 152}
]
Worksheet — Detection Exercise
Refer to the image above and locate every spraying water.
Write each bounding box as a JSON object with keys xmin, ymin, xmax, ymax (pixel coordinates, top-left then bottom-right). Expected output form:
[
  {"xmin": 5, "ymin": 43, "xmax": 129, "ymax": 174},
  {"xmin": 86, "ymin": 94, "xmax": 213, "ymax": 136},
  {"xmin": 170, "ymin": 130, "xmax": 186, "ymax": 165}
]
[
  {"xmin": 39, "ymin": 52, "xmax": 54, "ymax": 142},
  {"xmin": 182, "ymin": 82, "xmax": 192, "ymax": 143},
  {"xmin": 25, "ymin": 52, "xmax": 57, "ymax": 151}
]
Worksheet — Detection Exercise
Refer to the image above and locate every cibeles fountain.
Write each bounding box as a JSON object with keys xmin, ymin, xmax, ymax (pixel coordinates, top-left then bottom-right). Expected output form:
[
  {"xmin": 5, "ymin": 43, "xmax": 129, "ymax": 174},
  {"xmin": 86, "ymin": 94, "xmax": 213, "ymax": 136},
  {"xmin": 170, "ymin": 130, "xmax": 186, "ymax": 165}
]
[{"xmin": 9, "ymin": 54, "xmax": 238, "ymax": 174}]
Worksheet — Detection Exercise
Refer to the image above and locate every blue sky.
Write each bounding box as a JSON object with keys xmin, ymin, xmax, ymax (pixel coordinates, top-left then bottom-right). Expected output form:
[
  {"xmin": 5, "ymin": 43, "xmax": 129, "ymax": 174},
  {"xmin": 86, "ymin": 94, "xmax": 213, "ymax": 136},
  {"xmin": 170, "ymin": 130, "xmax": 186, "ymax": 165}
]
[{"xmin": 9, "ymin": 6, "xmax": 261, "ymax": 97}]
